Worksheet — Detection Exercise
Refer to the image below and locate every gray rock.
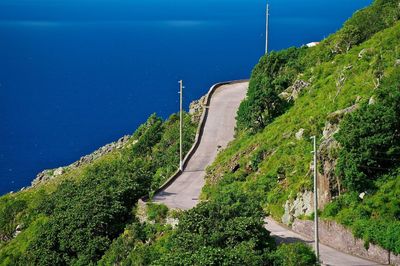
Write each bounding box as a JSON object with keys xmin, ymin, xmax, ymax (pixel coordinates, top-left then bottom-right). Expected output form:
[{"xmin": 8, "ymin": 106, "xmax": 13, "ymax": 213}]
[
  {"xmin": 31, "ymin": 170, "xmax": 54, "ymax": 187},
  {"xmin": 282, "ymin": 191, "xmax": 313, "ymax": 225},
  {"xmin": 358, "ymin": 48, "xmax": 366, "ymax": 59},
  {"xmin": 282, "ymin": 201, "xmax": 294, "ymax": 225},
  {"xmin": 53, "ymin": 167, "xmax": 64, "ymax": 176},
  {"xmin": 358, "ymin": 48, "xmax": 373, "ymax": 59},
  {"xmin": 327, "ymin": 104, "xmax": 358, "ymax": 125},
  {"xmin": 31, "ymin": 135, "xmax": 132, "ymax": 187},
  {"xmin": 369, "ymin": 96, "xmax": 376, "ymax": 105},
  {"xmin": 317, "ymin": 104, "xmax": 359, "ymax": 207},
  {"xmin": 189, "ymin": 95, "xmax": 206, "ymax": 123},
  {"xmin": 395, "ymin": 59, "xmax": 400, "ymax": 67},
  {"xmin": 13, "ymin": 224, "xmax": 23, "ymax": 238},
  {"xmin": 295, "ymin": 128, "xmax": 305, "ymax": 140},
  {"xmin": 282, "ymin": 132, "xmax": 292, "ymax": 139},
  {"xmin": 166, "ymin": 218, "xmax": 179, "ymax": 228},
  {"xmin": 279, "ymin": 80, "xmax": 310, "ymax": 102}
]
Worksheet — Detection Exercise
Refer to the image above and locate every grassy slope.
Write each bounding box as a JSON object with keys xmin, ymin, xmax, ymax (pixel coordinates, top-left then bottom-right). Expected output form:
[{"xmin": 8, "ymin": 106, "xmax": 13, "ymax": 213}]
[{"xmin": 202, "ymin": 17, "xmax": 400, "ymax": 237}]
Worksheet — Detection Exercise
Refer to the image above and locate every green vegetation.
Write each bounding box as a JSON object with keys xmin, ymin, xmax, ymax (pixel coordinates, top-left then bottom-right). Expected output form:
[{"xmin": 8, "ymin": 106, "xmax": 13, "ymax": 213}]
[
  {"xmin": 98, "ymin": 220, "xmax": 173, "ymax": 265},
  {"xmin": 237, "ymin": 47, "xmax": 306, "ymax": 132},
  {"xmin": 335, "ymin": 76, "xmax": 400, "ymax": 192},
  {"xmin": 322, "ymin": 169, "xmax": 400, "ymax": 254},
  {"xmin": 1, "ymin": 0, "xmax": 399, "ymax": 264},
  {"xmin": 203, "ymin": 0, "xmax": 400, "ymax": 257},
  {"xmin": 270, "ymin": 242, "xmax": 318, "ymax": 266},
  {"xmin": 0, "ymin": 112, "xmax": 197, "ymax": 264},
  {"xmin": 153, "ymin": 192, "xmax": 275, "ymax": 265},
  {"xmin": 101, "ymin": 192, "xmax": 317, "ymax": 266},
  {"xmin": 146, "ymin": 203, "xmax": 169, "ymax": 223},
  {"xmin": 321, "ymin": 74, "xmax": 400, "ymax": 254}
]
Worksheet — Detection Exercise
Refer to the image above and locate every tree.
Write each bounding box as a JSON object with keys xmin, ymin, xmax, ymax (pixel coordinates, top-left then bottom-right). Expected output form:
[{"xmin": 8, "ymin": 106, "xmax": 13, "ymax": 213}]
[{"xmin": 336, "ymin": 75, "xmax": 400, "ymax": 192}]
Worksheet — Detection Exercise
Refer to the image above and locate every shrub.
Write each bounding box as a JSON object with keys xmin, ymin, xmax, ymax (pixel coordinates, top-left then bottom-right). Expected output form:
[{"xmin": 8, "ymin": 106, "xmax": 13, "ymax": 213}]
[
  {"xmin": 0, "ymin": 198, "xmax": 27, "ymax": 241},
  {"xmin": 153, "ymin": 193, "xmax": 276, "ymax": 265},
  {"xmin": 270, "ymin": 242, "xmax": 318, "ymax": 266},
  {"xmin": 335, "ymin": 74, "xmax": 400, "ymax": 192},
  {"xmin": 146, "ymin": 203, "xmax": 169, "ymax": 223},
  {"xmin": 236, "ymin": 47, "xmax": 306, "ymax": 133}
]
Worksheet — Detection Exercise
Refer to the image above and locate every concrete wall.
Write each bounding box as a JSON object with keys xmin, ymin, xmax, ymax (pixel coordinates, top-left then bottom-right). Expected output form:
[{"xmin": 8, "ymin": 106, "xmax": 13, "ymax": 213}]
[{"xmin": 292, "ymin": 219, "xmax": 400, "ymax": 265}]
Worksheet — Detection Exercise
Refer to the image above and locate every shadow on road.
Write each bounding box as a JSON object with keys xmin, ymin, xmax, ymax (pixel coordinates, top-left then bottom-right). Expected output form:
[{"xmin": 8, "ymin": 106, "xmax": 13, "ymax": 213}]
[{"xmin": 272, "ymin": 235, "xmax": 314, "ymax": 245}]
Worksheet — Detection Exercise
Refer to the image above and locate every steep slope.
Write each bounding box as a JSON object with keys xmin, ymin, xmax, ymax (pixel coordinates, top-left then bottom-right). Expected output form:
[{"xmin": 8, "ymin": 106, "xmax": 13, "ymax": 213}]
[
  {"xmin": 203, "ymin": 0, "xmax": 400, "ymax": 258},
  {"xmin": 1, "ymin": 0, "xmax": 399, "ymax": 265},
  {"xmin": 99, "ymin": 1, "xmax": 400, "ymax": 264}
]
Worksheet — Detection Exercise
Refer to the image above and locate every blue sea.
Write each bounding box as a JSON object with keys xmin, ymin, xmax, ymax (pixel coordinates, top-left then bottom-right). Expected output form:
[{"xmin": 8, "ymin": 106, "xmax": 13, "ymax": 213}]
[{"xmin": 0, "ymin": 0, "xmax": 372, "ymax": 195}]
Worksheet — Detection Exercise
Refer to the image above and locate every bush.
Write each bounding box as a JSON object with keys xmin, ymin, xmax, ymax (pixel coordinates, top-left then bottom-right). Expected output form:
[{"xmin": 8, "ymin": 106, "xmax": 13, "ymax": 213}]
[
  {"xmin": 270, "ymin": 242, "xmax": 318, "ymax": 266},
  {"xmin": 0, "ymin": 111, "xmax": 198, "ymax": 265},
  {"xmin": 147, "ymin": 203, "xmax": 169, "ymax": 223},
  {"xmin": 20, "ymin": 158, "xmax": 151, "ymax": 265},
  {"xmin": 236, "ymin": 47, "xmax": 306, "ymax": 133},
  {"xmin": 153, "ymin": 193, "xmax": 276, "ymax": 265},
  {"xmin": 0, "ymin": 197, "xmax": 27, "ymax": 241},
  {"xmin": 335, "ymin": 74, "xmax": 400, "ymax": 192}
]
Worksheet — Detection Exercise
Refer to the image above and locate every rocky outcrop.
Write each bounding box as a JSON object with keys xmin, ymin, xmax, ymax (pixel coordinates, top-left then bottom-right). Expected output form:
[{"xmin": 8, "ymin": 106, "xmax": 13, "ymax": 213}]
[
  {"xmin": 0, "ymin": 233, "xmax": 11, "ymax": 243},
  {"xmin": 368, "ymin": 96, "xmax": 376, "ymax": 105},
  {"xmin": 31, "ymin": 135, "xmax": 132, "ymax": 187},
  {"xmin": 335, "ymin": 65, "xmax": 353, "ymax": 98},
  {"xmin": 13, "ymin": 224, "xmax": 23, "ymax": 238},
  {"xmin": 317, "ymin": 104, "xmax": 358, "ymax": 207},
  {"xmin": 280, "ymin": 104, "xmax": 359, "ymax": 224},
  {"xmin": 189, "ymin": 95, "xmax": 206, "ymax": 123},
  {"xmin": 295, "ymin": 128, "xmax": 305, "ymax": 140},
  {"xmin": 279, "ymin": 80, "xmax": 310, "ymax": 102},
  {"xmin": 282, "ymin": 191, "xmax": 313, "ymax": 225},
  {"xmin": 395, "ymin": 59, "xmax": 400, "ymax": 67},
  {"xmin": 358, "ymin": 48, "xmax": 373, "ymax": 59}
]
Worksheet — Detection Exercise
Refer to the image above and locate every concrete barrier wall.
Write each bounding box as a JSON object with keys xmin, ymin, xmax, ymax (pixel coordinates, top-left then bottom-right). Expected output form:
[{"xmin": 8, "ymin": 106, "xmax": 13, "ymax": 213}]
[
  {"xmin": 141, "ymin": 79, "xmax": 248, "ymax": 201},
  {"xmin": 292, "ymin": 219, "xmax": 400, "ymax": 265}
]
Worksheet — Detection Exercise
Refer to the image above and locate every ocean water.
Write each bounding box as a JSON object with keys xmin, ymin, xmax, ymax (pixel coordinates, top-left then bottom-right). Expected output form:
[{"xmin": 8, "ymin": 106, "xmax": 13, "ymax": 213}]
[{"xmin": 0, "ymin": 0, "xmax": 372, "ymax": 195}]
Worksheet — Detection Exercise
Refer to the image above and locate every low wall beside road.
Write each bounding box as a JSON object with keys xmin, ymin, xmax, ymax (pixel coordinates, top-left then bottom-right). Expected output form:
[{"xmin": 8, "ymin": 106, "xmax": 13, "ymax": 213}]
[
  {"xmin": 141, "ymin": 79, "xmax": 248, "ymax": 202},
  {"xmin": 292, "ymin": 219, "xmax": 400, "ymax": 265}
]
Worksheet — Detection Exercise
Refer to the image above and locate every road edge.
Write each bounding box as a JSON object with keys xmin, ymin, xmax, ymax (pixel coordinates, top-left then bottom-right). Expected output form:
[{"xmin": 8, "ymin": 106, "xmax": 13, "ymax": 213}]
[{"xmin": 140, "ymin": 79, "xmax": 248, "ymax": 202}]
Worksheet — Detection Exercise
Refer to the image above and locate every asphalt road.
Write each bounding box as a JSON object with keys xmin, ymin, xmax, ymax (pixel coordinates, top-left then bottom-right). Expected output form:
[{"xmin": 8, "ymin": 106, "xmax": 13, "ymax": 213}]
[
  {"xmin": 152, "ymin": 82, "xmax": 248, "ymax": 209},
  {"xmin": 265, "ymin": 218, "xmax": 382, "ymax": 266}
]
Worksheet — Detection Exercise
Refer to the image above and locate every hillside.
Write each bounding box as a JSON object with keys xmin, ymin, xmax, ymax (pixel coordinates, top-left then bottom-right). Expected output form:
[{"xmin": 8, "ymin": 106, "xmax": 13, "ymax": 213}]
[
  {"xmin": 0, "ymin": 0, "xmax": 399, "ymax": 265},
  {"xmin": 204, "ymin": 0, "xmax": 400, "ymax": 257},
  {"xmin": 0, "ymin": 112, "xmax": 198, "ymax": 264}
]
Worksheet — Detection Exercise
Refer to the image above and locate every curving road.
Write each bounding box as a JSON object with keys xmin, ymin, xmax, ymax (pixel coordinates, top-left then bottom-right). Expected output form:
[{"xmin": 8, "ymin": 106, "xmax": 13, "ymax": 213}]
[{"xmin": 152, "ymin": 82, "xmax": 248, "ymax": 209}]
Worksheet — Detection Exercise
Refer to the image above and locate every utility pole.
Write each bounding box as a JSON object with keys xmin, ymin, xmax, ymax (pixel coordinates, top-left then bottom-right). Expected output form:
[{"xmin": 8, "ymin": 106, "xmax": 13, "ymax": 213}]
[
  {"xmin": 179, "ymin": 80, "xmax": 183, "ymax": 171},
  {"xmin": 311, "ymin": 136, "xmax": 320, "ymax": 261},
  {"xmin": 265, "ymin": 2, "xmax": 270, "ymax": 54}
]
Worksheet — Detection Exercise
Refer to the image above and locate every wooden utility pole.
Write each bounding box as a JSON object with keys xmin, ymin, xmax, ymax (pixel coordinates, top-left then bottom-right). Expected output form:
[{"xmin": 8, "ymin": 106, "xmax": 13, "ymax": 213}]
[
  {"xmin": 311, "ymin": 136, "xmax": 320, "ymax": 261},
  {"xmin": 179, "ymin": 80, "xmax": 183, "ymax": 171},
  {"xmin": 265, "ymin": 3, "xmax": 270, "ymax": 54}
]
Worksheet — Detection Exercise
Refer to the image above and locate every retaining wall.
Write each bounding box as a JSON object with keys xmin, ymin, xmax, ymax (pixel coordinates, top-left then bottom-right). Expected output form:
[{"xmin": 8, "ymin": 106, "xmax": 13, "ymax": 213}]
[{"xmin": 292, "ymin": 219, "xmax": 400, "ymax": 265}]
